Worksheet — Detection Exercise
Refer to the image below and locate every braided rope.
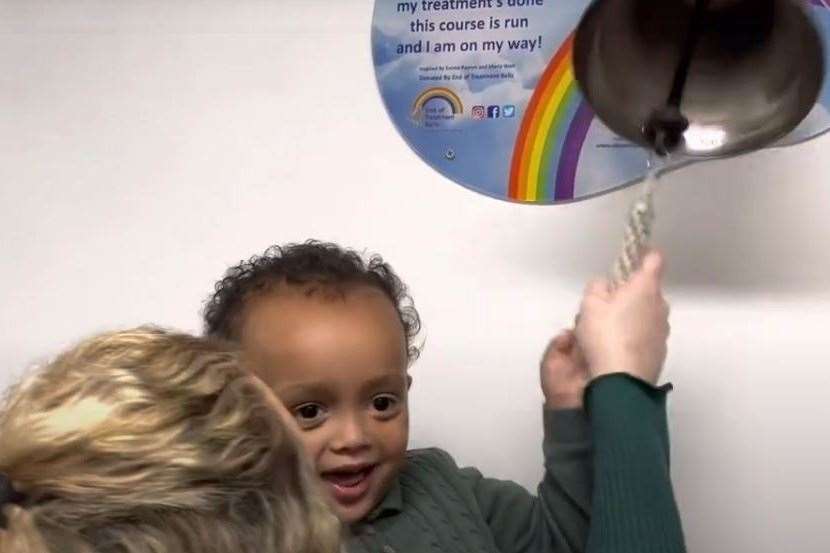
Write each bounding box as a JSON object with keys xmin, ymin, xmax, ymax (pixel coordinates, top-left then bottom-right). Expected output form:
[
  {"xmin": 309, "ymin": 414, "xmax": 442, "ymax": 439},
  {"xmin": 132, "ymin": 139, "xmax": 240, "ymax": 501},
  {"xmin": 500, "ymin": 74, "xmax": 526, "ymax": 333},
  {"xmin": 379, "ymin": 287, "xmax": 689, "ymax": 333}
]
[{"xmin": 611, "ymin": 172, "xmax": 657, "ymax": 287}]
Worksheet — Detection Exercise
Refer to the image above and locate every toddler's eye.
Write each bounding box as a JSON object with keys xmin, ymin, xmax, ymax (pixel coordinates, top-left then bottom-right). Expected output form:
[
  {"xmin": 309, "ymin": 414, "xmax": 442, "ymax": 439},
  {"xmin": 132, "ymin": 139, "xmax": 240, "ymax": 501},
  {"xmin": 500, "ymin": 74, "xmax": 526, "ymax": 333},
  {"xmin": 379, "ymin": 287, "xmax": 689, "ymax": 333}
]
[
  {"xmin": 293, "ymin": 403, "xmax": 327, "ymax": 428},
  {"xmin": 371, "ymin": 394, "xmax": 400, "ymax": 415}
]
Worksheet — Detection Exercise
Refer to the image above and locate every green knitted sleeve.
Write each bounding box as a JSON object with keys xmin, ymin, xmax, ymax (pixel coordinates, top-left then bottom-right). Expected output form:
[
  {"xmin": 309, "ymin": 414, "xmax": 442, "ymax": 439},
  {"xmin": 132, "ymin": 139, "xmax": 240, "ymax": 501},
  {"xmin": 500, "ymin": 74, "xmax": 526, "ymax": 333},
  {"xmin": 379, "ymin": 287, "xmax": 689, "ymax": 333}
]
[
  {"xmin": 458, "ymin": 408, "xmax": 593, "ymax": 553},
  {"xmin": 584, "ymin": 374, "xmax": 686, "ymax": 553}
]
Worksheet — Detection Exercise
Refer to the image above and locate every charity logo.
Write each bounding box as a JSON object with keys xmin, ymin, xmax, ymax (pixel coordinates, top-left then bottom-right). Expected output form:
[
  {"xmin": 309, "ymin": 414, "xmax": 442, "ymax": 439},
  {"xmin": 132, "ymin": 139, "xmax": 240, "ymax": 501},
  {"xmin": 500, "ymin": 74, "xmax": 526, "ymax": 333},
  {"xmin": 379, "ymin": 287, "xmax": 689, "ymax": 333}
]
[
  {"xmin": 472, "ymin": 105, "xmax": 487, "ymax": 120},
  {"xmin": 410, "ymin": 87, "xmax": 464, "ymax": 126}
]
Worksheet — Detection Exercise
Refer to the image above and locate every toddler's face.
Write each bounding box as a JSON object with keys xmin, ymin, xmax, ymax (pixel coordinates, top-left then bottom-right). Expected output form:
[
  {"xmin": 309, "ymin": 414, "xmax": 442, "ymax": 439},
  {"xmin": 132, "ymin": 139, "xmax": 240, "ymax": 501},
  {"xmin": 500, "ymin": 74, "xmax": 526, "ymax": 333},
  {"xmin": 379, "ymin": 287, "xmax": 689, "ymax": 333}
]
[{"xmin": 239, "ymin": 284, "xmax": 410, "ymax": 524}]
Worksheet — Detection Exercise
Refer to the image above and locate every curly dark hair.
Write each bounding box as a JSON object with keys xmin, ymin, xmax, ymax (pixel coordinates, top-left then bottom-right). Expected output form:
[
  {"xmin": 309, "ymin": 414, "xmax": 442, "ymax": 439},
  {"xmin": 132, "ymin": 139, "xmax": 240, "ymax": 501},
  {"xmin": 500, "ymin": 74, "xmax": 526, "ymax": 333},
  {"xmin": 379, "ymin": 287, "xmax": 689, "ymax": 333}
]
[{"xmin": 203, "ymin": 240, "xmax": 422, "ymax": 364}]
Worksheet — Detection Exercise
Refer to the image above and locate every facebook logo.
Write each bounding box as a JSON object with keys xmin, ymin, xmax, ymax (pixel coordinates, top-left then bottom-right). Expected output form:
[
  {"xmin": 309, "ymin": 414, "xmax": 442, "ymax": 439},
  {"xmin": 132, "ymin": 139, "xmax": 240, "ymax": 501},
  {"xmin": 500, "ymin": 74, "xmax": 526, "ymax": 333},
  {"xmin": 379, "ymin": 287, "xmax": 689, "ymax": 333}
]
[{"xmin": 487, "ymin": 105, "xmax": 500, "ymax": 118}]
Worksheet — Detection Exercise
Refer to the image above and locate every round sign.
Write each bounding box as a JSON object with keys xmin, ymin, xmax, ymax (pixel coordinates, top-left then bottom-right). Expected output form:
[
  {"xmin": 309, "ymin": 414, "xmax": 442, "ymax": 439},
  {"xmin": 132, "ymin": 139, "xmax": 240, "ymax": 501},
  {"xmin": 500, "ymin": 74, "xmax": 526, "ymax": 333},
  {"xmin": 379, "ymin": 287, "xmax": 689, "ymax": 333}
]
[{"xmin": 372, "ymin": 0, "xmax": 830, "ymax": 204}]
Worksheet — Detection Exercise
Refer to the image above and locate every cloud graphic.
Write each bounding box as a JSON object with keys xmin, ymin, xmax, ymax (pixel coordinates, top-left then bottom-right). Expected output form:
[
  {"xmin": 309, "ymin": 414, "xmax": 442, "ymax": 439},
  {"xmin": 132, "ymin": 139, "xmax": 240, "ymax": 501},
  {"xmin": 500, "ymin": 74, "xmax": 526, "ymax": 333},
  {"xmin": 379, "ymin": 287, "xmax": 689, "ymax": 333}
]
[{"xmin": 372, "ymin": 27, "xmax": 401, "ymax": 67}]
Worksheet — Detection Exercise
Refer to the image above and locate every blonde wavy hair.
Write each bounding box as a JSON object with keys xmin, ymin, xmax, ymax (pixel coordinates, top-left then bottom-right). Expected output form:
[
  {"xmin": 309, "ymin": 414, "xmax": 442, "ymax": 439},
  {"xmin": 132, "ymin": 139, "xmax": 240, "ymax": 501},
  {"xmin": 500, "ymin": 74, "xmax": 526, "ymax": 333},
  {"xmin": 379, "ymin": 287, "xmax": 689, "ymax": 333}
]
[{"xmin": 0, "ymin": 327, "xmax": 340, "ymax": 553}]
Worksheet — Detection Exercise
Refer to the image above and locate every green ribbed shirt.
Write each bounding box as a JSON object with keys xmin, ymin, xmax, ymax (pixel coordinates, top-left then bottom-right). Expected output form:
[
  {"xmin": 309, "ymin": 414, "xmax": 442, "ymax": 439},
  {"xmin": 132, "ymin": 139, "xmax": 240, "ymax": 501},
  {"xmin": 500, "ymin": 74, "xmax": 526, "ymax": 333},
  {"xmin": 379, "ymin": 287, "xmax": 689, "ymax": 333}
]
[{"xmin": 347, "ymin": 374, "xmax": 686, "ymax": 553}]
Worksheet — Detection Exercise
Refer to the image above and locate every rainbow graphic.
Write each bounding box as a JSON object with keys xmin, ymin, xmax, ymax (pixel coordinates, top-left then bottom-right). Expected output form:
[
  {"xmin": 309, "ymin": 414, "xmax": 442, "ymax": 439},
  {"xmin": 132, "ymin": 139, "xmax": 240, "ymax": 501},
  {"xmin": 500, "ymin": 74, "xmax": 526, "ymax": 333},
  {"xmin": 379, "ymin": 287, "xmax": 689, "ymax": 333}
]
[
  {"xmin": 810, "ymin": 0, "xmax": 829, "ymax": 9},
  {"xmin": 411, "ymin": 87, "xmax": 464, "ymax": 122},
  {"xmin": 509, "ymin": 33, "xmax": 594, "ymax": 203}
]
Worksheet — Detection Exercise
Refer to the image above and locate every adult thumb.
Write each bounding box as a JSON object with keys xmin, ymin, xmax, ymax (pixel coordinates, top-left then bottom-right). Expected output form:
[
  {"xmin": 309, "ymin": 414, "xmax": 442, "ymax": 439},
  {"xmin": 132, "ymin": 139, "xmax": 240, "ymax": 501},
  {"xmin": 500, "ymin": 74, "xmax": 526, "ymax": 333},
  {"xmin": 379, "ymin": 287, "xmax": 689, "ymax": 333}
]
[{"xmin": 641, "ymin": 249, "xmax": 665, "ymax": 279}]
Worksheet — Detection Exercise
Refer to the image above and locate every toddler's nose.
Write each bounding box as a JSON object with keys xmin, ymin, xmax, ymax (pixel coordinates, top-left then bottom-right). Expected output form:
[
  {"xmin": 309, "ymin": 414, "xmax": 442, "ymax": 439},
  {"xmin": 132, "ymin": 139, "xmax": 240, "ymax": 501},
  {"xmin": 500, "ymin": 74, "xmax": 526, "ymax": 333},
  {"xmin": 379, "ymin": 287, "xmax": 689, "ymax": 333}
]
[{"xmin": 330, "ymin": 413, "xmax": 371, "ymax": 453}]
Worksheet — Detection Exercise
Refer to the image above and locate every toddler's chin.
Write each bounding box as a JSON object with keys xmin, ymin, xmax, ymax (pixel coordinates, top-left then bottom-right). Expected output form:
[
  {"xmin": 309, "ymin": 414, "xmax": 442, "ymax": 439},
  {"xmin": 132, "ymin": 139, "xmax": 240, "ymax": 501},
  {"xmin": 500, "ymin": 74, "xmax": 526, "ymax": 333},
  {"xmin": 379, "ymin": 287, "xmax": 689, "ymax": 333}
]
[{"xmin": 332, "ymin": 499, "xmax": 374, "ymax": 524}]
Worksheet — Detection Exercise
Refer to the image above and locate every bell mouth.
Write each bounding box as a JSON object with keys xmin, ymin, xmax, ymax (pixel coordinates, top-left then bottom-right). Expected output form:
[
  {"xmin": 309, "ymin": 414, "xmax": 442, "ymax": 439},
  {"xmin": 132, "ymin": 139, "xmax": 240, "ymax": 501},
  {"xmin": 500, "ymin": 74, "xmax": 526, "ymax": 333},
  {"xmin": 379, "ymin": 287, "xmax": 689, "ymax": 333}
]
[{"xmin": 573, "ymin": 0, "xmax": 825, "ymax": 158}]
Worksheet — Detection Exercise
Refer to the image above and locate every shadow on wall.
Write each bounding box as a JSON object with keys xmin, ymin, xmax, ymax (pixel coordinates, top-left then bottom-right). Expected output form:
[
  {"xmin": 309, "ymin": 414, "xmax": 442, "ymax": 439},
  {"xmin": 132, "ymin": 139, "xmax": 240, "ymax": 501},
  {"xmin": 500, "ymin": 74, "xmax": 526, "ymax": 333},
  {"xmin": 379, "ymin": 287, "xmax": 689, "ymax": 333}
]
[{"xmin": 509, "ymin": 138, "xmax": 830, "ymax": 297}]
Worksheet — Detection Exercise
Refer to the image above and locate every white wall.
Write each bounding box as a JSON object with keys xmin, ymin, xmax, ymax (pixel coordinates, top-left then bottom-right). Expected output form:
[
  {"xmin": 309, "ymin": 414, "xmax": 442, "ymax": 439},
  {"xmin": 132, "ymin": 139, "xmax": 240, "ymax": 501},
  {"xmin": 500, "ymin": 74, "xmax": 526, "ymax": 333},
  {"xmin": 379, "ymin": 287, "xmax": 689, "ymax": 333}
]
[{"xmin": 2, "ymin": 1, "xmax": 829, "ymax": 552}]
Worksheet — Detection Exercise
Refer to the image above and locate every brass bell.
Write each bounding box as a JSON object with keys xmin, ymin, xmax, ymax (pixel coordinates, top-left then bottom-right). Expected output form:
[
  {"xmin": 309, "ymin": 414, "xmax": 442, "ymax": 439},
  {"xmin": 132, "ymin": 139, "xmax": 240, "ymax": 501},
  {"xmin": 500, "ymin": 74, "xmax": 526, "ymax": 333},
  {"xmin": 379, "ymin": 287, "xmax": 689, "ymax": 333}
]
[{"xmin": 573, "ymin": 0, "xmax": 825, "ymax": 157}]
